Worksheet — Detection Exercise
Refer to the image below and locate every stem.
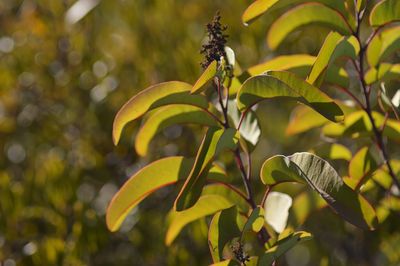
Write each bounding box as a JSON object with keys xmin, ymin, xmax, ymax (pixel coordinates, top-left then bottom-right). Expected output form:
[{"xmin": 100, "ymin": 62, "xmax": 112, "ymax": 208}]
[
  {"xmin": 207, "ymin": 180, "xmax": 252, "ymax": 206},
  {"xmin": 353, "ymin": 9, "xmax": 400, "ymax": 191},
  {"xmin": 214, "ymin": 76, "xmax": 270, "ymax": 243}
]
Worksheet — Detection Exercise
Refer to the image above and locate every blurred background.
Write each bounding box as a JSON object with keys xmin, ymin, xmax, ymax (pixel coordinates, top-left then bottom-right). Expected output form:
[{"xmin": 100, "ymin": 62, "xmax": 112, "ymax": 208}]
[{"xmin": 0, "ymin": 0, "xmax": 399, "ymax": 265}]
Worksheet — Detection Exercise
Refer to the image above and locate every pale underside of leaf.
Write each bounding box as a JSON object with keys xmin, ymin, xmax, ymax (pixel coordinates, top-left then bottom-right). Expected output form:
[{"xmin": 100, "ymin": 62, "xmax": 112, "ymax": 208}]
[{"xmin": 264, "ymin": 192, "xmax": 292, "ymax": 233}]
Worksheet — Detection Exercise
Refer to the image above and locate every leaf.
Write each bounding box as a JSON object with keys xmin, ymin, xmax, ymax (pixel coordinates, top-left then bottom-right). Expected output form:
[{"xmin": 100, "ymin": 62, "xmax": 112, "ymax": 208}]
[
  {"xmin": 113, "ymin": 81, "xmax": 208, "ymax": 145},
  {"xmin": 237, "ymin": 70, "xmax": 344, "ymax": 123},
  {"xmin": 356, "ymin": 0, "xmax": 366, "ymax": 12},
  {"xmin": 267, "ymin": 3, "xmax": 352, "ymax": 50},
  {"xmin": 135, "ymin": 104, "xmax": 219, "ymax": 156},
  {"xmin": 307, "ymin": 32, "xmax": 359, "ymax": 86},
  {"xmin": 106, "ymin": 157, "xmax": 193, "ymax": 232},
  {"xmin": 208, "ymin": 207, "xmax": 241, "ymax": 262},
  {"xmin": 323, "ymin": 110, "xmax": 400, "ymax": 141},
  {"xmin": 175, "ymin": 127, "xmax": 239, "ymax": 211},
  {"xmin": 286, "ymin": 105, "xmax": 330, "ymax": 135},
  {"xmin": 247, "ymin": 54, "xmax": 316, "ymax": 76},
  {"xmin": 242, "ymin": 206, "xmax": 265, "ymax": 234},
  {"xmin": 242, "ymin": 0, "xmax": 348, "ymax": 25},
  {"xmin": 258, "ymin": 231, "xmax": 312, "ymax": 266},
  {"xmin": 191, "ymin": 61, "xmax": 218, "ymax": 94},
  {"xmin": 211, "ymin": 257, "xmax": 258, "ymax": 266},
  {"xmin": 224, "ymin": 47, "xmax": 235, "ymax": 67},
  {"xmin": 367, "ymin": 26, "xmax": 400, "ymax": 67},
  {"xmin": 289, "ymin": 191, "xmax": 327, "ymax": 227},
  {"xmin": 227, "ymin": 100, "xmax": 261, "ymax": 146},
  {"xmin": 166, "ymin": 194, "xmax": 234, "ymax": 245},
  {"xmin": 260, "ymin": 152, "xmax": 378, "ymax": 230},
  {"xmin": 203, "ymin": 184, "xmax": 250, "ymax": 213},
  {"xmin": 364, "ymin": 64, "xmax": 400, "ymax": 84},
  {"xmin": 370, "ymin": 0, "xmax": 400, "ymax": 26},
  {"xmin": 310, "ymin": 143, "xmax": 352, "ymax": 161},
  {"xmin": 264, "ymin": 192, "xmax": 292, "ymax": 233},
  {"xmin": 348, "ymin": 147, "xmax": 379, "ymax": 190}
]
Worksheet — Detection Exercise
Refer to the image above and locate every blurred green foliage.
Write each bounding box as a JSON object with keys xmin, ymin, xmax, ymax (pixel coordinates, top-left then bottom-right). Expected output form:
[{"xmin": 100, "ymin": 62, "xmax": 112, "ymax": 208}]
[{"xmin": 0, "ymin": 0, "xmax": 399, "ymax": 265}]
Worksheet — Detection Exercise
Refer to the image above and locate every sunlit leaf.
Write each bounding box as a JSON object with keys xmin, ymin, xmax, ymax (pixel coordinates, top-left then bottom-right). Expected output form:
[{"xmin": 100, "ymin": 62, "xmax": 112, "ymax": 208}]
[
  {"xmin": 211, "ymin": 257, "xmax": 258, "ymax": 266},
  {"xmin": 106, "ymin": 157, "xmax": 193, "ymax": 232},
  {"xmin": 323, "ymin": 110, "xmax": 400, "ymax": 141},
  {"xmin": 348, "ymin": 147, "xmax": 379, "ymax": 190},
  {"xmin": 242, "ymin": 206, "xmax": 265, "ymax": 234},
  {"xmin": 203, "ymin": 184, "xmax": 250, "ymax": 213},
  {"xmin": 370, "ymin": 0, "xmax": 400, "ymax": 26},
  {"xmin": 310, "ymin": 143, "xmax": 352, "ymax": 161},
  {"xmin": 307, "ymin": 32, "xmax": 359, "ymax": 86},
  {"xmin": 175, "ymin": 127, "xmax": 239, "ymax": 211},
  {"xmin": 242, "ymin": 0, "xmax": 348, "ymax": 25},
  {"xmin": 365, "ymin": 64, "xmax": 400, "ymax": 84},
  {"xmin": 191, "ymin": 61, "xmax": 218, "ymax": 94},
  {"xmin": 286, "ymin": 105, "xmax": 330, "ymax": 135},
  {"xmin": 135, "ymin": 104, "xmax": 219, "ymax": 156},
  {"xmin": 247, "ymin": 54, "xmax": 316, "ymax": 76},
  {"xmin": 367, "ymin": 26, "xmax": 400, "ymax": 67},
  {"xmin": 208, "ymin": 207, "xmax": 241, "ymax": 262},
  {"xmin": 166, "ymin": 194, "xmax": 234, "ymax": 245},
  {"xmin": 289, "ymin": 191, "xmax": 327, "ymax": 227},
  {"xmin": 237, "ymin": 71, "xmax": 344, "ymax": 123},
  {"xmin": 356, "ymin": 0, "xmax": 366, "ymax": 12},
  {"xmin": 264, "ymin": 192, "xmax": 292, "ymax": 233},
  {"xmin": 258, "ymin": 231, "xmax": 312, "ymax": 265},
  {"xmin": 260, "ymin": 152, "xmax": 378, "ymax": 230},
  {"xmin": 113, "ymin": 81, "xmax": 208, "ymax": 145},
  {"xmin": 267, "ymin": 3, "xmax": 352, "ymax": 50}
]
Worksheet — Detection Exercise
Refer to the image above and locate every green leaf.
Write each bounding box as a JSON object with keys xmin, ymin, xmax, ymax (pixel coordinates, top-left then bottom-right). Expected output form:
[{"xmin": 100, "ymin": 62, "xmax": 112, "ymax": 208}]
[
  {"xmin": 356, "ymin": 0, "xmax": 366, "ymax": 12},
  {"xmin": 348, "ymin": 147, "xmax": 379, "ymax": 190},
  {"xmin": 175, "ymin": 127, "xmax": 239, "ymax": 211},
  {"xmin": 367, "ymin": 26, "xmax": 400, "ymax": 67},
  {"xmin": 307, "ymin": 32, "xmax": 359, "ymax": 86},
  {"xmin": 191, "ymin": 61, "xmax": 218, "ymax": 94},
  {"xmin": 242, "ymin": 0, "xmax": 348, "ymax": 25},
  {"xmin": 227, "ymin": 100, "xmax": 261, "ymax": 146},
  {"xmin": 208, "ymin": 207, "xmax": 241, "ymax": 262},
  {"xmin": 242, "ymin": 206, "xmax": 265, "ymax": 234},
  {"xmin": 237, "ymin": 71, "xmax": 344, "ymax": 123},
  {"xmin": 258, "ymin": 231, "xmax": 312, "ymax": 266},
  {"xmin": 370, "ymin": 0, "xmax": 400, "ymax": 26},
  {"xmin": 135, "ymin": 104, "xmax": 219, "ymax": 156},
  {"xmin": 166, "ymin": 194, "xmax": 234, "ymax": 245},
  {"xmin": 247, "ymin": 54, "xmax": 316, "ymax": 76},
  {"xmin": 289, "ymin": 191, "xmax": 327, "ymax": 227},
  {"xmin": 113, "ymin": 81, "xmax": 208, "ymax": 145},
  {"xmin": 267, "ymin": 3, "xmax": 352, "ymax": 50},
  {"xmin": 264, "ymin": 192, "xmax": 292, "ymax": 233},
  {"xmin": 203, "ymin": 184, "xmax": 250, "ymax": 213},
  {"xmin": 286, "ymin": 105, "xmax": 330, "ymax": 135},
  {"xmin": 106, "ymin": 156, "xmax": 193, "ymax": 232},
  {"xmin": 322, "ymin": 110, "xmax": 400, "ymax": 141},
  {"xmin": 260, "ymin": 152, "xmax": 378, "ymax": 230},
  {"xmin": 212, "ymin": 258, "xmax": 258, "ymax": 266},
  {"xmin": 310, "ymin": 143, "xmax": 352, "ymax": 161},
  {"xmin": 365, "ymin": 64, "xmax": 400, "ymax": 84}
]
